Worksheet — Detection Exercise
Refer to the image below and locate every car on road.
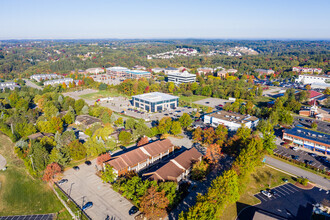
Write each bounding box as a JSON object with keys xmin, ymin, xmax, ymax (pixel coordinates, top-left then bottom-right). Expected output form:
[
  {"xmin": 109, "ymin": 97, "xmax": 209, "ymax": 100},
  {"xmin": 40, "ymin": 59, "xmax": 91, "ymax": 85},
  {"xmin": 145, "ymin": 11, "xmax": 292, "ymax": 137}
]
[
  {"xmin": 205, "ymin": 102, "xmax": 210, "ymax": 104},
  {"xmin": 82, "ymin": 202, "xmax": 93, "ymax": 211},
  {"xmin": 73, "ymin": 166, "xmax": 80, "ymax": 171},
  {"xmin": 292, "ymin": 147, "xmax": 299, "ymax": 151},
  {"xmin": 129, "ymin": 206, "xmax": 139, "ymax": 215},
  {"xmin": 58, "ymin": 179, "xmax": 68, "ymax": 185},
  {"xmin": 85, "ymin": 161, "xmax": 92, "ymax": 166},
  {"xmin": 292, "ymin": 155, "xmax": 300, "ymax": 160},
  {"xmin": 261, "ymin": 190, "xmax": 272, "ymax": 198}
]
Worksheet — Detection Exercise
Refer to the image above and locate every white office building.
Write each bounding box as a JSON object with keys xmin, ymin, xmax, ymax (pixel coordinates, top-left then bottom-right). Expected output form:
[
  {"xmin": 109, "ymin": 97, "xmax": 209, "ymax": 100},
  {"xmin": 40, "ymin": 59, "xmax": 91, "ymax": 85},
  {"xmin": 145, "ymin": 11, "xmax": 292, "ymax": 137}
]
[
  {"xmin": 132, "ymin": 92, "xmax": 179, "ymax": 112},
  {"xmin": 204, "ymin": 110, "xmax": 259, "ymax": 131},
  {"xmin": 295, "ymin": 75, "xmax": 330, "ymax": 87},
  {"xmin": 167, "ymin": 71, "xmax": 196, "ymax": 84}
]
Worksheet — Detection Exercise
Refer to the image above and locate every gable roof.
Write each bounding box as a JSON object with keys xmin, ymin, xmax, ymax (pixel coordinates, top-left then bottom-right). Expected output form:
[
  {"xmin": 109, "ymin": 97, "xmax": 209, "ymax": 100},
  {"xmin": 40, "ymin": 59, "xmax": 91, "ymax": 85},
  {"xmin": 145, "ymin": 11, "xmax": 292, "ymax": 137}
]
[
  {"xmin": 308, "ymin": 90, "xmax": 323, "ymax": 99},
  {"xmin": 146, "ymin": 147, "xmax": 202, "ymax": 182},
  {"xmin": 106, "ymin": 139, "xmax": 174, "ymax": 171}
]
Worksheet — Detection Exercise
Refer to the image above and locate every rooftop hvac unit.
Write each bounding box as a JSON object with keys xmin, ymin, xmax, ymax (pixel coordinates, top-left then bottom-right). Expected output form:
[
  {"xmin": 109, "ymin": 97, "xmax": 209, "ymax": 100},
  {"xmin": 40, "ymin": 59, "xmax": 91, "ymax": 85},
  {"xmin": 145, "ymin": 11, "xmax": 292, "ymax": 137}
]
[{"xmin": 297, "ymin": 130, "xmax": 301, "ymax": 132}]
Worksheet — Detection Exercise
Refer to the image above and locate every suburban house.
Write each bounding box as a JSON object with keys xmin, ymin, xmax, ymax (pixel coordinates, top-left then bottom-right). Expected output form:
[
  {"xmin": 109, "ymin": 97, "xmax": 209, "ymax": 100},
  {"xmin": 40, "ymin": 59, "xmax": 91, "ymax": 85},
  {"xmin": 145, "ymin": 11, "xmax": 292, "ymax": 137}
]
[
  {"xmin": 43, "ymin": 78, "xmax": 80, "ymax": 86},
  {"xmin": 283, "ymin": 127, "xmax": 330, "ymax": 155},
  {"xmin": 204, "ymin": 110, "xmax": 259, "ymax": 131},
  {"xmin": 197, "ymin": 67, "xmax": 213, "ymax": 75},
  {"xmin": 28, "ymin": 132, "xmax": 54, "ymax": 141},
  {"xmin": 143, "ymin": 147, "xmax": 203, "ymax": 182},
  {"xmin": 105, "ymin": 139, "xmax": 175, "ymax": 176},
  {"xmin": 30, "ymin": 74, "xmax": 61, "ymax": 82},
  {"xmin": 0, "ymin": 82, "xmax": 20, "ymax": 91},
  {"xmin": 75, "ymin": 115, "xmax": 102, "ymax": 128},
  {"xmin": 255, "ymin": 69, "xmax": 275, "ymax": 75}
]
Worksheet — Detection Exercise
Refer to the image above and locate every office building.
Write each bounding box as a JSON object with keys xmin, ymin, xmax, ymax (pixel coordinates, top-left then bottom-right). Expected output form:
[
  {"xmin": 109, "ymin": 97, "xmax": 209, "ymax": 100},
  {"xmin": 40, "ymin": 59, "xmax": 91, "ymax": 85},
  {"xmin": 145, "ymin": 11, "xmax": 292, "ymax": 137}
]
[
  {"xmin": 132, "ymin": 92, "xmax": 179, "ymax": 112},
  {"xmin": 167, "ymin": 71, "xmax": 196, "ymax": 84}
]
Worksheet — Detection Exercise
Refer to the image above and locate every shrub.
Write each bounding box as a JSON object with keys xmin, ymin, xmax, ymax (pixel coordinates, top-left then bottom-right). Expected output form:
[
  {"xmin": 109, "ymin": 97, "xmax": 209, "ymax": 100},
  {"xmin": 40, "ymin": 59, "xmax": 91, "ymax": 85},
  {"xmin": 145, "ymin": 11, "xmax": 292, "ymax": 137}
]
[{"xmin": 297, "ymin": 177, "xmax": 308, "ymax": 186}]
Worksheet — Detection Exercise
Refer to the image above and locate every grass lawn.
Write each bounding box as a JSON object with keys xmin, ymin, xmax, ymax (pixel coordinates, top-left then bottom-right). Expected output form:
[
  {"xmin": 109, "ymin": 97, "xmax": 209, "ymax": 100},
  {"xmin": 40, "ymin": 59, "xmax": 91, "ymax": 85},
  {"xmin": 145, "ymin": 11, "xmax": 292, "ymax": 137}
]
[
  {"xmin": 79, "ymin": 89, "xmax": 130, "ymax": 100},
  {"xmin": 253, "ymin": 96, "xmax": 275, "ymax": 108},
  {"xmin": 179, "ymin": 95, "xmax": 208, "ymax": 103},
  {"xmin": 0, "ymin": 134, "xmax": 68, "ymax": 218},
  {"xmin": 221, "ymin": 165, "xmax": 295, "ymax": 220}
]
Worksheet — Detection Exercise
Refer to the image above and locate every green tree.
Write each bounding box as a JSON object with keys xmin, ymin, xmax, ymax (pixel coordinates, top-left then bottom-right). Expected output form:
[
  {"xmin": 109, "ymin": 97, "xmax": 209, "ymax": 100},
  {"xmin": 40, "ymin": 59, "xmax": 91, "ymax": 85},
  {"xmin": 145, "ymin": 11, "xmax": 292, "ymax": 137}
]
[
  {"xmin": 74, "ymin": 99, "xmax": 85, "ymax": 114},
  {"xmin": 118, "ymin": 130, "xmax": 132, "ymax": 145},
  {"xmin": 84, "ymin": 137, "xmax": 106, "ymax": 156},
  {"xmin": 68, "ymin": 140, "xmax": 86, "ymax": 160},
  {"xmin": 101, "ymin": 164, "xmax": 117, "ymax": 183},
  {"xmin": 179, "ymin": 113, "xmax": 193, "ymax": 129},
  {"xmin": 311, "ymin": 122, "xmax": 317, "ymax": 130},
  {"xmin": 170, "ymin": 121, "xmax": 182, "ymax": 135}
]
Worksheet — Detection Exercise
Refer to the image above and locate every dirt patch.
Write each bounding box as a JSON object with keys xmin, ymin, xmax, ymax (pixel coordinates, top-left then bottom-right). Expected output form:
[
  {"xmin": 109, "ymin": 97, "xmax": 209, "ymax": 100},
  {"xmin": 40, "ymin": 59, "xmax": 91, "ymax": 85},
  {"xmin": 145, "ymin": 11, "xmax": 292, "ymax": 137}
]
[{"xmin": 294, "ymin": 182, "xmax": 314, "ymax": 190}]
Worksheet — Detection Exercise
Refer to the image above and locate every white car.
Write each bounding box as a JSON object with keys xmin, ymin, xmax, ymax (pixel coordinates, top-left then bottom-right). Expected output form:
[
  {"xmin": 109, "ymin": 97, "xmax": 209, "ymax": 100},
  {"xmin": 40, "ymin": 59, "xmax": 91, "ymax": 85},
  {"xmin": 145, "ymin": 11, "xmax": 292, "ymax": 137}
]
[
  {"xmin": 292, "ymin": 147, "xmax": 299, "ymax": 151},
  {"xmin": 261, "ymin": 190, "xmax": 272, "ymax": 198}
]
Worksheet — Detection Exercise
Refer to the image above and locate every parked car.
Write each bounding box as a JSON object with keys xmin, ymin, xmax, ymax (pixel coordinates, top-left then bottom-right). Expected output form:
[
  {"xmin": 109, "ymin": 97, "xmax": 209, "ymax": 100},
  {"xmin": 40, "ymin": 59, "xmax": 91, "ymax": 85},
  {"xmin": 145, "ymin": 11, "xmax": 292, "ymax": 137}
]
[
  {"xmin": 292, "ymin": 155, "xmax": 300, "ymax": 160},
  {"xmin": 306, "ymin": 160, "xmax": 314, "ymax": 165},
  {"xmin": 292, "ymin": 147, "xmax": 299, "ymax": 151},
  {"xmin": 270, "ymin": 190, "xmax": 277, "ymax": 196},
  {"xmin": 73, "ymin": 166, "xmax": 80, "ymax": 171},
  {"xmin": 129, "ymin": 206, "xmax": 139, "ymax": 215},
  {"xmin": 58, "ymin": 179, "xmax": 68, "ymax": 185},
  {"xmin": 309, "ymin": 153, "xmax": 317, "ymax": 157},
  {"xmin": 85, "ymin": 161, "xmax": 92, "ymax": 166},
  {"xmin": 82, "ymin": 202, "xmax": 93, "ymax": 211},
  {"xmin": 282, "ymin": 178, "xmax": 288, "ymax": 183},
  {"xmin": 261, "ymin": 190, "xmax": 272, "ymax": 198}
]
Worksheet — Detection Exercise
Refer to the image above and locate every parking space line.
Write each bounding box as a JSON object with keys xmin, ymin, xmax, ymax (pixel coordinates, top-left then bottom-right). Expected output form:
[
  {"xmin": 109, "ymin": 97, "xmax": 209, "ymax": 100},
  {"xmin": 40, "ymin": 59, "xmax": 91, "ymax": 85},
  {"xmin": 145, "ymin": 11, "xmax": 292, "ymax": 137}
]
[
  {"xmin": 282, "ymin": 185, "xmax": 295, "ymax": 193},
  {"xmin": 285, "ymin": 184, "xmax": 299, "ymax": 192},
  {"xmin": 255, "ymin": 194, "xmax": 267, "ymax": 202},
  {"xmin": 277, "ymin": 187, "xmax": 290, "ymax": 195},
  {"xmin": 274, "ymin": 188, "xmax": 286, "ymax": 196}
]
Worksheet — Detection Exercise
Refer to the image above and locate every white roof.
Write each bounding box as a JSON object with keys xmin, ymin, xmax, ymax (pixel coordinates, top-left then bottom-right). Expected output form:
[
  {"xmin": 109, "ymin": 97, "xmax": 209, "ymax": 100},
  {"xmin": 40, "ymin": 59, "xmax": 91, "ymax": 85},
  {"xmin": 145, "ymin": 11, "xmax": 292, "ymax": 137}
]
[
  {"xmin": 168, "ymin": 71, "xmax": 196, "ymax": 77},
  {"xmin": 132, "ymin": 92, "xmax": 179, "ymax": 103},
  {"xmin": 106, "ymin": 66, "xmax": 130, "ymax": 71}
]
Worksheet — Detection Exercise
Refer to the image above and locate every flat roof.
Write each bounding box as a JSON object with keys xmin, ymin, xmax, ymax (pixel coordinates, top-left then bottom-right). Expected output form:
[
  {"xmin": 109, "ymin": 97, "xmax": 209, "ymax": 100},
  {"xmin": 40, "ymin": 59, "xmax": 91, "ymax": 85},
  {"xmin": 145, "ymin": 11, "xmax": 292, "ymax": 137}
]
[
  {"xmin": 207, "ymin": 110, "xmax": 259, "ymax": 124},
  {"xmin": 132, "ymin": 92, "xmax": 179, "ymax": 103},
  {"xmin": 284, "ymin": 127, "xmax": 330, "ymax": 146},
  {"xmin": 128, "ymin": 70, "xmax": 151, "ymax": 75},
  {"xmin": 168, "ymin": 71, "xmax": 196, "ymax": 77}
]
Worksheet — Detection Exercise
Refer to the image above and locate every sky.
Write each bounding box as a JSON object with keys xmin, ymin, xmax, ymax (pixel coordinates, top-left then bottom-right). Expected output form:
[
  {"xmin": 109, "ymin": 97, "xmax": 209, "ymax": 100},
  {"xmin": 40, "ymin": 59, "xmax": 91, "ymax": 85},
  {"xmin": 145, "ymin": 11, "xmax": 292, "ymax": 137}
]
[{"xmin": 1, "ymin": 0, "xmax": 330, "ymax": 40}]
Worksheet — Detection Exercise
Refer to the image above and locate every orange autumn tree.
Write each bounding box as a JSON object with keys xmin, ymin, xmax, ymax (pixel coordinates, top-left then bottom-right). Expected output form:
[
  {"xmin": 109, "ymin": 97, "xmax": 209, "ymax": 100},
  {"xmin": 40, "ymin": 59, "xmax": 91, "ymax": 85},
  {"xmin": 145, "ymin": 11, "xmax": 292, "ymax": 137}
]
[
  {"xmin": 137, "ymin": 136, "xmax": 149, "ymax": 146},
  {"xmin": 43, "ymin": 163, "xmax": 62, "ymax": 182},
  {"xmin": 140, "ymin": 186, "xmax": 169, "ymax": 218},
  {"xmin": 205, "ymin": 143, "xmax": 222, "ymax": 164}
]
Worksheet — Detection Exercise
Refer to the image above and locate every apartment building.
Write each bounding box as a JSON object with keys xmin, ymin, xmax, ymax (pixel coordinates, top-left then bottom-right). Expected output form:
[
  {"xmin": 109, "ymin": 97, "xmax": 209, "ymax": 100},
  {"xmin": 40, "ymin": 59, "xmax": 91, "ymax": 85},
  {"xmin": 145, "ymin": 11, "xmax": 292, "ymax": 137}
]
[
  {"xmin": 255, "ymin": 69, "xmax": 275, "ymax": 75},
  {"xmin": 30, "ymin": 74, "xmax": 61, "ymax": 82},
  {"xmin": 293, "ymin": 67, "xmax": 322, "ymax": 74}
]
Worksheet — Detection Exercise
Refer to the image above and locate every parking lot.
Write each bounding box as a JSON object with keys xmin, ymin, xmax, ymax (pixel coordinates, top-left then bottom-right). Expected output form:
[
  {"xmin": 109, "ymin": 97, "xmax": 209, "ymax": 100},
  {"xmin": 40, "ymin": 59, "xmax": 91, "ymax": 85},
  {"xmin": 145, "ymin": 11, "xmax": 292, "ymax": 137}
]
[
  {"xmin": 0, "ymin": 215, "xmax": 54, "ymax": 220},
  {"xmin": 274, "ymin": 146, "xmax": 329, "ymax": 171},
  {"xmin": 238, "ymin": 183, "xmax": 329, "ymax": 220},
  {"xmin": 193, "ymin": 97, "xmax": 233, "ymax": 108},
  {"xmin": 58, "ymin": 159, "xmax": 136, "ymax": 220},
  {"xmin": 294, "ymin": 116, "xmax": 330, "ymax": 134}
]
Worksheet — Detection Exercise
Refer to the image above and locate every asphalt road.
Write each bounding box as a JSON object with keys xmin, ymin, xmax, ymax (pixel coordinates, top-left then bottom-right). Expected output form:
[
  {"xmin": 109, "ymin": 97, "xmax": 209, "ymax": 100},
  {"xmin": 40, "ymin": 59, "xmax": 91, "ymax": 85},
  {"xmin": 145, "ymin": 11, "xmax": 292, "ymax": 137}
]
[
  {"xmin": 24, "ymin": 79, "xmax": 42, "ymax": 90},
  {"xmin": 238, "ymin": 183, "xmax": 329, "ymax": 220},
  {"xmin": 265, "ymin": 156, "xmax": 330, "ymax": 190}
]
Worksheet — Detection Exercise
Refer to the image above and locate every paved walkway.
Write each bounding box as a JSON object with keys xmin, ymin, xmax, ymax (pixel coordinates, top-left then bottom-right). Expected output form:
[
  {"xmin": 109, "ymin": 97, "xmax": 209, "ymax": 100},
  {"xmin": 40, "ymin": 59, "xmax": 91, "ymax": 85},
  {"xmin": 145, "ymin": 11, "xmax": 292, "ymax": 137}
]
[{"xmin": 265, "ymin": 156, "xmax": 330, "ymax": 190}]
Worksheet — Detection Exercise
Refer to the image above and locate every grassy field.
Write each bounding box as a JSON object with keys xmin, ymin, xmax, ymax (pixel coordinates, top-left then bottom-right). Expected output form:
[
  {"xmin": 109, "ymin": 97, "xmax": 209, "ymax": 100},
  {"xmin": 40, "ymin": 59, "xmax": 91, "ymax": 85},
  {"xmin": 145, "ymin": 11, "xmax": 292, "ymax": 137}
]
[
  {"xmin": 221, "ymin": 165, "xmax": 295, "ymax": 220},
  {"xmin": 179, "ymin": 95, "xmax": 208, "ymax": 103},
  {"xmin": 0, "ymin": 134, "xmax": 69, "ymax": 218},
  {"xmin": 79, "ymin": 89, "xmax": 130, "ymax": 100},
  {"xmin": 253, "ymin": 96, "xmax": 275, "ymax": 108}
]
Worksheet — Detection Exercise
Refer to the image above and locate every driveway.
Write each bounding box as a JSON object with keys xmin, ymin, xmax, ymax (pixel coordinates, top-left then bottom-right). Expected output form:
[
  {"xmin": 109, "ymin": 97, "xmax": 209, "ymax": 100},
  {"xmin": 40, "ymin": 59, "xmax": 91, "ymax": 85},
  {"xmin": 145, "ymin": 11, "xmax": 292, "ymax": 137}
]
[
  {"xmin": 58, "ymin": 159, "xmax": 135, "ymax": 220},
  {"xmin": 24, "ymin": 79, "xmax": 42, "ymax": 90},
  {"xmin": 265, "ymin": 156, "xmax": 330, "ymax": 190},
  {"xmin": 238, "ymin": 183, "xmax": 329, "ymax": 220}
]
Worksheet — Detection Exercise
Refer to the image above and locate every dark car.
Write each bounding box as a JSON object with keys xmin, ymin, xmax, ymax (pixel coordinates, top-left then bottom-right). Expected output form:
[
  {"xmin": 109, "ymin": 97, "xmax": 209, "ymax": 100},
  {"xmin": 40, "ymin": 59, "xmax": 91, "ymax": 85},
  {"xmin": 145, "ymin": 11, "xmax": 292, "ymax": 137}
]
[
  {"xmin": 270, "ymin": 189, "xmax": 277, "ymax": 196},
  {"xmin": 85, "ymin": 161, "xmax": 92, "ymax": 166},
  {"xmin": 205, "ymin": 102, "xmax": 210, "ymax": 104},
  {"xmin": 120, "ymin": 146, "xmax": 127, "ymax": 151},
  {"xmin": 306, "ymin": 160, "xmax": 314, "ymax": 165},
  {"xmin": 58, "ymin": 179, "xmax": 68, "ymax": 185},
  {"xmin": 129, "ymin": 206, "xmax": 139, "ymax": 215},
  {"xmin": 292, "ymin": 155, "xmax": 300, "ymax": 160},
  {"xmin": 282, "ymin": 178, "xmax": 288, "ymax": 183},
  {"xmin": 82, "ymin": 202, "xmax": 93, "ymax": 211},
  {"xmin": 73, "ymin": 166, "xmax": 80, "ymax": 171}
]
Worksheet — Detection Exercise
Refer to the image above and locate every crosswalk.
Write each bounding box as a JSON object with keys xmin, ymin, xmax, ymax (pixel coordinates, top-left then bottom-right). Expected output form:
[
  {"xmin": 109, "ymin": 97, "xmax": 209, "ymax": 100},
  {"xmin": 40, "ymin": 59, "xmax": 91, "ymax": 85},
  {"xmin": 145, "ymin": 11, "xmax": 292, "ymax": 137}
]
[{"xmin": 255, "ymin": 183, "xmax": 301, "ymax": 202}]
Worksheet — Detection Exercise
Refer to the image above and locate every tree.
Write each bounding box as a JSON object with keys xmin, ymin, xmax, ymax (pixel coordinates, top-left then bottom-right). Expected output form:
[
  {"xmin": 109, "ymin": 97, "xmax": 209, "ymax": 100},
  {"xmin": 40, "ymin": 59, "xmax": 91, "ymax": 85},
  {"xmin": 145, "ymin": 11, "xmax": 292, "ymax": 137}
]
[
  {"xmin": 48, "ymin": 147, "xmax": 70, "ymax": 166},
  {"xmin": 30, "ymin": 141, "xmax": 49, "ymax": 172},
  {"xmin": 125, "ymin": 118, "xmax": 136, "ymax": 130},
  {"xmin": 215, "ymin": 124, "xmax": 228, "ymax": 147},
  {"xmin": 115, "ymin": 117, "xmax": 123, "ymax": 126},
  {"xmin": 179, "ymin": 113, "xmax": 193, "ymax": 129},
  {"xmin": 206, "ymin": 107, "xmax": 213, "ymax": 113},
  {"xmin": 44, "ymin": 105, "xmax": 59, "ymax": 120},
  {"xmin": 305, "ymin": 84, "xmax": 311, "ymax": 90},
  {"xmin": 190, "ymin": 160, "xmax": 210, "ymax": 181},
  {"xmin": 311, "ymin": 122, "xmax": 318, "ymax": 130},
  {"xmin": 118, "ymin": 130, "xmax": 132, "ymax": 145},
  {"xmin": 157, "ymin": 117, "xmax": 172, "ymax": 134},
  {"xmin": 74, "ymin": 99, "xmax": 85, "ymax": 114},
  {"xmin": 193, "ymin": 127, "xmax": 203, "ymax": 142},
  {"xmin": 137, "ymin": 136, "xmax": 149, "ymax": 146},
  {"xmin": 68, "ymin": 140, "xmax": 86, "ymax": 160},
  {"xmin": 42, "ymin": 163, "xmax": 62, "ymax": 182},
  {"xmin": 203, "ymin": 127, "xmax": 215, "ymax": 144},
  {"xmin": 140, "ymin": 186, "xmax": 169, "ymax": 218},
  {"xmin": 81, "ymin": 105, "xmax": 89, "ymax": 115},
  {"xmin": 97, "ymin": 153, "xmax": 111, "ymax": 166},
  {"xmin": 170, "ymin": 121, "xmax": 182, "ymax": 135},
  {"xmin": 101, "ymin": 164, "xmax": 117, "ymax": 183},
  {"xmin": 205, "ymin": 143, "xmax": 222, "ymax": 163},
  {"xmin": 84, "ymin": 138, "xmax": 106, "ymax": 156}
]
